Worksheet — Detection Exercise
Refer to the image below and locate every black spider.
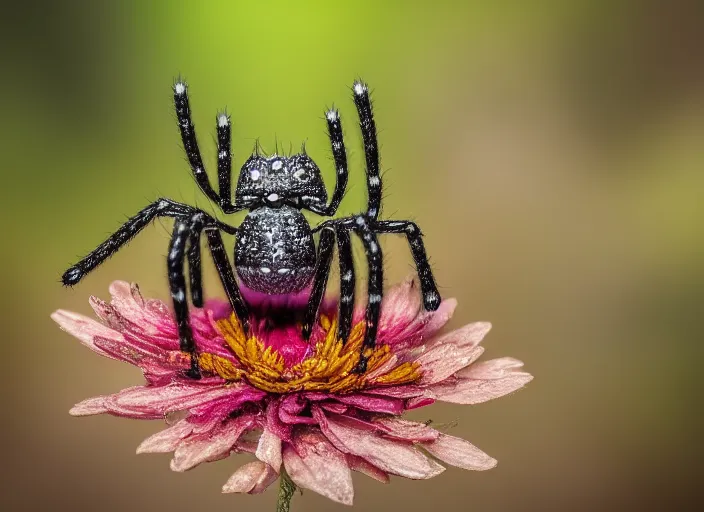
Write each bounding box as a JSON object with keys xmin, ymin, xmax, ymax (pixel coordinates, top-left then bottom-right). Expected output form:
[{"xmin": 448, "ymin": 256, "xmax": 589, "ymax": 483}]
[{"xmin": 62, "ymin": 79, "xmax": 441, "ymax": 378}]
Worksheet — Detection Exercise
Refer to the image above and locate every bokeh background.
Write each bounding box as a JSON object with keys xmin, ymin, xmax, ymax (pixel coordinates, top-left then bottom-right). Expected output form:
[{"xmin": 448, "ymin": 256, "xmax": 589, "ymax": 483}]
[{"xmin": 2, "ymin": 1, "xmax": 702, "ymax": 510}]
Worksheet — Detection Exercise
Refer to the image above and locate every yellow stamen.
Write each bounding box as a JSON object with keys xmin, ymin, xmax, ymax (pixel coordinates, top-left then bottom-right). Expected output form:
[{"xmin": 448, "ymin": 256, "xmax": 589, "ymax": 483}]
[{"xmin": 196, "ymin": 313, "xmax": 422, "ymax": 394}]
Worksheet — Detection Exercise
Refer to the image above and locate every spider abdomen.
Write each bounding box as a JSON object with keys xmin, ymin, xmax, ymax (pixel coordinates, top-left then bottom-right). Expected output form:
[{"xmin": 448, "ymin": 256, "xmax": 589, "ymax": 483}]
[{"xmin": 235, "ymin": 206, "xmax": 316, "ymax": 294}]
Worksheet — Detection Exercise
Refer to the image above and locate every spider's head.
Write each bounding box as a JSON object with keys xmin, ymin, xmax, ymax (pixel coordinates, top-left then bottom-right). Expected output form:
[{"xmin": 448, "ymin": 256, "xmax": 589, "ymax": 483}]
[{"xmin": 235, "ymin": 153, "xmax": 328, "ymax": 209}]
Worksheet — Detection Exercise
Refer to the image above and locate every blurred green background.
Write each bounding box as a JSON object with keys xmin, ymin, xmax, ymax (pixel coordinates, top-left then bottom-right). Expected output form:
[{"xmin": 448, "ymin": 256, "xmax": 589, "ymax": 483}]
[{"xmin": 2, "ymin": 1, "xmax": 702, "ymax": 510}]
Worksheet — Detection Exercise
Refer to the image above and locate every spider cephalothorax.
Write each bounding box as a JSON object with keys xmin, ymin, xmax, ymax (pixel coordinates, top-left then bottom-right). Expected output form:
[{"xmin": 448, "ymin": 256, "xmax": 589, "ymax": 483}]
[{"xmin": 62, "ymin": 79, "xmax": 441, "ymax": 378}]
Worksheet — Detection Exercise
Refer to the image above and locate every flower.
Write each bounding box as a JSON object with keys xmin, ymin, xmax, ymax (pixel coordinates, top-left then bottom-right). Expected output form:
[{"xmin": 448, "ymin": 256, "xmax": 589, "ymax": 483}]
[{"xmin": 52, "ymin": 276, "xmax": 532, "ymax": 506}]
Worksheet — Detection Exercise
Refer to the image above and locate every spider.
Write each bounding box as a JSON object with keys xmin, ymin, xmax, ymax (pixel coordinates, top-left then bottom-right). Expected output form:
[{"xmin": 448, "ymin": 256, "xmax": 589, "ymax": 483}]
[{"xmin": 62, "ymin": 79, "xmax": 441, "ymax": 378}]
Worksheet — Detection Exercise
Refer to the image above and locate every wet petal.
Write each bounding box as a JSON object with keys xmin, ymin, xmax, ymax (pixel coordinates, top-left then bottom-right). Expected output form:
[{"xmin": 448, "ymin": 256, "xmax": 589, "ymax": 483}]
[
  {"xmin": 256, "ymin": 426, "xmax": 282, "ymax": 472},
  {"xmin": 112, "ymin": 382, "xmax": 236, "ymax": 414},
  {"xmin": 318, "ymin": 411, "xmax": 445, "ymax": 480},
  {"xmin": 432, "ymin": 372, "xmax": 533, "ymax": 405},
  {"xmin": 456, "ymin": 357, "xmax": 525, "ymax": 379},
  {"xmin": 222, "ymin": 461, "xmax": 278, "ymax": 494},
  {"xmin": 69, "ymin": 396, "xmax": 108, "ymax": 416},
  {"xmin": 137, "ymin": 420, "xmax": 194, "ymax": 454},
  {"xmin": 284, "ymin": 430, "xmax": 354, "ymax": 505},
  {"xmin": 416, "ymin": 345, "xmax": 484, "ymax": 385},
  {"xmin": 170, "ymin": 416, "xmax": 254, "ymax": 471},
  {"xmin": 51, "ymin": 310, "xmax": 120, "ymax": 360},
  {"xmin": 423, "ymin": 433, "xmax": 497, "ymax": 470},
  {"xmin": 375, "ymin": 418, "xmax": 439, "ymax": 443},
  {"xmin": 427, "ymin": 321, "xmax": 492, "ymax": 350},
  {"xmin": 345, "ymin": 454, "xmax": 390, "ymax": 483}
]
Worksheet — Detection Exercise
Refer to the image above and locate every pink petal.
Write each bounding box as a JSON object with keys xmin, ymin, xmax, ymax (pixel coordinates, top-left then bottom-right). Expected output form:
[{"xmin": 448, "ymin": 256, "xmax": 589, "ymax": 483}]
[
  {"xmin": 423, "ymin": 433, "xmax": 497, "ymax": 470},
  {"xmin": 375, "ymin": 418, "xmax": 440, "ymax": 443},
  {"xmin": 170, "ymin": 416, "xmax": 254, "ymax": 471},
  {"xmin": 416, "ymin": 345, "xmax": 485, "ymax": 385},
  {"xmin": 306, "ymin": 392, "xmax": 404, "ymax": 415},
  {"xmin": 256, "ymin": 426, "xmax": 282, "ymax": 472},
  {"xmin": 136, "ymin": 420, "xmax": 194, "ymax": 454},
  {"xmin": 69, "ymin": 396, "xmax": 108, "ymax": 416},
  {"xmin": 222, "ymin": 461, "xmax": 278, "ymax": 494},
  {"xmin": 317, "ymin": 411, "xmax": 445, "ymax": 480},
  {"xmin": 456, "ymin": 357, "xmax": 525, "ymax": 379},
  {"xmin": 361, "ymin": 384, "xmax": 426, "ymax": 399},
  {"xmin": 51, "ymin": 310, "xmax": 121, "ymax": 360},
  {"xmin": 112, "ymin": 382, "xmax": 237, "ymax": 414},
  {"xmin": 345, "ymin": 454, "xmax": 390, "ymax": 483},
  {"xmin": 431, "ymin": 372, "xmax": 533, "ymax": 405},
  {"xmin": 284, "ymin": 430, "xmax": 354, "ymax": 505},
  {"xmin": 427, "ymin": 321, "xmax": 492, "ymax": 350}
]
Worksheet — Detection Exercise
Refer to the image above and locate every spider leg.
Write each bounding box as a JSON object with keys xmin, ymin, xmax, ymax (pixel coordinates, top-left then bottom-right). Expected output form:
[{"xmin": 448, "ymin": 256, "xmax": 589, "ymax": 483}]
[
  {"xmin": 204, "ymin": 229, "xmax": 250, "ymax": 333},
  {"xmin": 352, "ymin": 80, "xmax": 382, "ymax": 220},
  {"xmin": 302, "ymin": 228, "xmax": 336, "ymax": 340},
  {"xmin": 336, "ymin": 228, "xmax": 356, "ymax": 343},
  {"xmin": 305, "ymin": 107, "xmax": 349, "ymax": 216},
  {"xmin": 174, "ymin": 81, "xmax": 242, "ymax": 214},
  {"xmin": 373, "ymin": 220, "xmax": 441, "ymax": 311},
  {"xmin": 167, "ymin": 219, "xmax": 201, "ymax": 378},
  {"xmin": 186, "ymin": 215, "xmax": 205, "ymax": 308},
  {"xmin": 62, "ymin": 199, "xmax": 205, "ymax": 286},
  {"xmin": 354, "ymin": 216, "xmax": 383, "ymax": 373}
]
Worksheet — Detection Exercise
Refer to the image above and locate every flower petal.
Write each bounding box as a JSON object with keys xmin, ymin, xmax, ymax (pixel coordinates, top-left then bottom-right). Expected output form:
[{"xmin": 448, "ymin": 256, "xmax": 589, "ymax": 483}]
[
  {"xmin": 51, "ymin": 310, "xmax": 120, "ymax": 359},
  {"xmin": 317, "ymin": 411, "xmax": 445, "ymax": 480},
  {"xmin": 427, "ymin": 321, "xmax": 492, "ymax": 350},
  {"xmin": 284, "ymin": 430, "xmax": 354, "ymax": 505},
  {"xmin": 69, "ymin": 396, "xmax": 108, "ymax": 416},
  {"xmin": 222, "ymin": 461, "xmax": 278, "ymax": 494},
  {"xmin": 431, "ymin": 372, "xmax": 533, "ymax": 405},
  {"xmin": 456, "ymin": 357, "xmax": 525, "ymax": 379},
  {"xmin": 423, "ymin": 433, "xmax": 497, "ymax": 470},
  {"xmin": 256, "ymin": 426, "xmax": 283, "ymax": 472},
  {"xmin": 375, "ymin": 418, "xmax": 439, "ymax": 443},
  {"xmin": 170, "ymin": 416, "xmax": 254, "ymax": 472},
  {"xmin": 416, "ymin": 345, "xmax": 484, "ymax": 385},
  {"xmin": 345, "ymin": 454, "xmax": 390, "ymax": 483},
  {"xmin": 112, "ymin": 382, "xmax": 236, "ymax": 415},
  {"xmin": 136, "ymin": 420, "xmax": 194, "ymax": 454}
]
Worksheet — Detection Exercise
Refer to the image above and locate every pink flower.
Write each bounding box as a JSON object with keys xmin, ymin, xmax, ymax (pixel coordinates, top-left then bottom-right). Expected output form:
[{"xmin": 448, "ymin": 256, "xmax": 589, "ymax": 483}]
[{"xmin": 52, "ymin": 276, "xmax": 532, "ymax": 505}]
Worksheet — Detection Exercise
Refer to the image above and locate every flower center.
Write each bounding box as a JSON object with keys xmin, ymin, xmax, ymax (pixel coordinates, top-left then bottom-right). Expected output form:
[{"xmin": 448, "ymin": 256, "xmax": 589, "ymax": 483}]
[{"xmin": 197, "ymin": 313, "xmax": 421, "ymax": 394}]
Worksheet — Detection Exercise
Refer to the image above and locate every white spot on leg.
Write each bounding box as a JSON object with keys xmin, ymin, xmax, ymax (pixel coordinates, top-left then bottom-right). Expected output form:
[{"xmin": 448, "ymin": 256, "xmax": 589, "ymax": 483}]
[
  {"xmin": 367, "ymin": 208, "xmax": 377, "ymax": 217},
  {"xmin": 217, "ymin": 114, "xmax": 230, "ymax": 127},
  {"xmin": 341, "ymin": 295, "xmax": 353, "ymax": 304},
  {"xmin": 425, "ymin": 292, "xmax": 439, "ymax": 305},
  {"xmin": 368, "ymin": 176, "xmax": 380, "ymax": 187},
  {"xmin": 353, "ymin": 82, "xmax": 367, "ymax": 96},
  {"xmin": 326, "ymin": 110, "xmax": 338, "ymax": 122},
  {"xmin": 172, "ymin": 290, "xmax": 185, "ymax": 301},
  {"xmin": 369, "ymin": 294, "xmax": 382, "ymax": 304},
  {"xmin": 355, "ymin": 216, "xmax": 365, "ymax": 226},
  {"xmin": 218, "ymin": 150, "xmax": 228, "ymax": 159},
  {"xmin": 369, "ymin": 241, "xmax": 378, "ymax": 254},
  {"xmin": 342, "ymin": 270, "xmax": 353, "ymax": 281},
  {"xmin": 174, "ymin": 82, "xmax": 186, "ymax": 95}
]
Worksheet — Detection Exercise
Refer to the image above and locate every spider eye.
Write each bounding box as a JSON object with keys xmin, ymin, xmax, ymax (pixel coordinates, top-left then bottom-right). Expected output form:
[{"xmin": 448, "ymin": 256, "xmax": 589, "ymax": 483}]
[{"xmin": 292, "ymin": 169, "xmax": 308, "ymax": 181}]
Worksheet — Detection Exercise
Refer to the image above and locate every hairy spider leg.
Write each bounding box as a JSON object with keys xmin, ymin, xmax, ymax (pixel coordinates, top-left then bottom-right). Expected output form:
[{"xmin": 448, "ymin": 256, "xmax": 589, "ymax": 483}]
[
  {"xmin": 302, "ymin": 228, "xmax": 336, "ymax": 339},
  {"xmin": 167, "ymin": 219, "xmax": 201, "ymax": 377},
  {"xmin": 351, "ymin": 80, "xmax": 382, "ymax": 220},
  {"xmin": 354, "ymin": 216, "xmax": 384, "ymax": 372},
  {"xmin": 216, "ymin": 110, "xmax": 233, "ymax": 207},
  {"xmin": 186, "ymin": 214, "xmax": 205, "ymax": 307},
  {"xmin": 336, "ymin": 229, "xmax": 356, "ymax": 342},
  {"xmin": 374, "ymin": 221, "xmax": 441, "ymax": 311},
  {"xmin": 174, "ymin": 81, "xmax": 242, "ymax": 213},
  {"xmin": 304, "ymin": 107, "xmax": 349, "ymax": 216},
  {"xmin": 62, "ymin": 199, "xmax": 216, "ymax": 286}
]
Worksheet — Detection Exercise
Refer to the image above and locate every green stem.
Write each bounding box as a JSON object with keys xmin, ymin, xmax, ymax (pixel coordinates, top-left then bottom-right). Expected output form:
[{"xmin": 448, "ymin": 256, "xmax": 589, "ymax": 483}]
[{"xmin": 277, "ymin": 467, "xmax": 297, "ymax": 512}]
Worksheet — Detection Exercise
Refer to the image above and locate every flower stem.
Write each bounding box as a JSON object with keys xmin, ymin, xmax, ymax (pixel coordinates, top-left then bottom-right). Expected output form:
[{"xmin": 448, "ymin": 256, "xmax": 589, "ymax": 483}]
[{"xmin": 277, "ymin": 467, "xmax": 297, "ymax": 512}]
